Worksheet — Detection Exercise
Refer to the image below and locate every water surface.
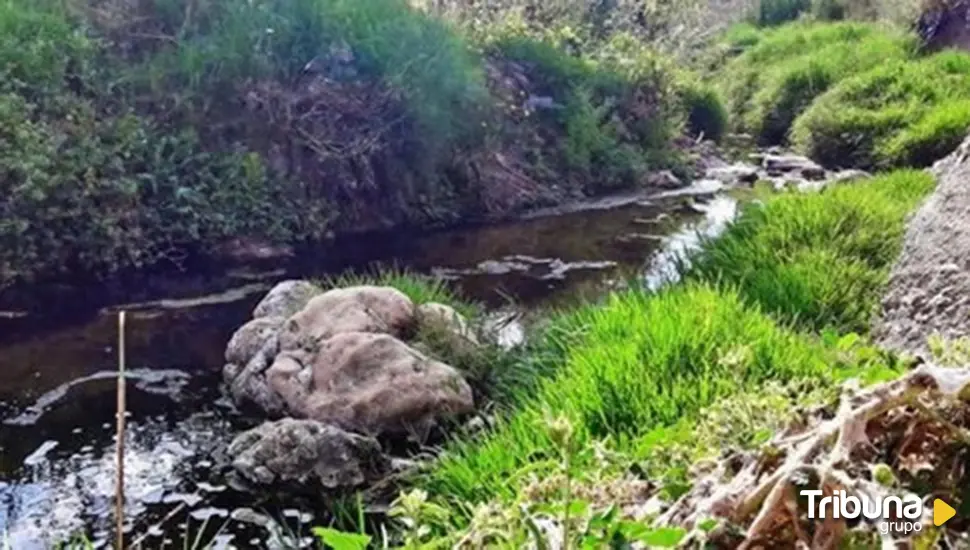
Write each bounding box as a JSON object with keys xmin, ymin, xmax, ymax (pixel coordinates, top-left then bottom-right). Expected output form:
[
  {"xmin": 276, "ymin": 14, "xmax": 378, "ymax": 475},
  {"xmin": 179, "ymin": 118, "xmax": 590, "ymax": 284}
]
[{"xmin": 0, "ymin": 186, "xmax": 737, "ymax": 547}]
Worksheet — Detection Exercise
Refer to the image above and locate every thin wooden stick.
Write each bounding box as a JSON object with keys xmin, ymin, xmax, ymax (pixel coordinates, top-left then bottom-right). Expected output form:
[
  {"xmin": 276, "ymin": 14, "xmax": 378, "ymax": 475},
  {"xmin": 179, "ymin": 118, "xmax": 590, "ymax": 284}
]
[{"xmin": 116, "ymin": 311, "xmax": 127, "ymax": 550}]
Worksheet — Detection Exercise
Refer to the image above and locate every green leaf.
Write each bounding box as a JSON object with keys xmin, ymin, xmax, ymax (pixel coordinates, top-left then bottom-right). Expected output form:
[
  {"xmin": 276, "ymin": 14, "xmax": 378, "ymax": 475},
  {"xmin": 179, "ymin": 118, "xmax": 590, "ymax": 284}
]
[
  {"xmin": 623, "ymin": 524, "xmax": 687, "ymax": 547},
  {"xmin": 312, "ymin": 527, "xmax": 371, "ymax": 550},
  {"xmin": 698, "ymin": 518, "xmax": 718, "ymax": 532},
  {"xmin": 566, "ymin": 499, "xmax": 590, "ymax": 518},
  {"xmin": 836, "ymin": 332, "xmax": 861, "ymax": 351}
]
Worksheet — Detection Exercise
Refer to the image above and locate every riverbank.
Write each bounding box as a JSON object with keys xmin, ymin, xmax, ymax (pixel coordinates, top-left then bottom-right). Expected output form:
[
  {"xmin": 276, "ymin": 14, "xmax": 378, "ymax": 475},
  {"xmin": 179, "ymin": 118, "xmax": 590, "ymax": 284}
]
[
  {"xmin": 0, "ymin": 0, "xmax": 729, "ymax": 294},
  {"xmin": 7, "ymin": 2, "xmax": 970, "ymax": 548}
]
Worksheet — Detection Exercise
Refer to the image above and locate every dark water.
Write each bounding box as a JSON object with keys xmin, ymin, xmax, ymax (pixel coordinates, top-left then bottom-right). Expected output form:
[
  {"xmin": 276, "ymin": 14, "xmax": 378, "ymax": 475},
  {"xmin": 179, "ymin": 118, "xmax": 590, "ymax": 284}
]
[{"xmin": 0, "ymin": 184, "xmax": 736, "ymax": 548}]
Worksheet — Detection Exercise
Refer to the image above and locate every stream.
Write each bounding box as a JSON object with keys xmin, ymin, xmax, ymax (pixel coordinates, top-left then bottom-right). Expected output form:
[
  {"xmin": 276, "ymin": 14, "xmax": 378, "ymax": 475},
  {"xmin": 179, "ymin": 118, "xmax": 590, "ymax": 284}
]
[{"xmin": 0, "ymin": 184, "xmax": 738, "ymax": 548}]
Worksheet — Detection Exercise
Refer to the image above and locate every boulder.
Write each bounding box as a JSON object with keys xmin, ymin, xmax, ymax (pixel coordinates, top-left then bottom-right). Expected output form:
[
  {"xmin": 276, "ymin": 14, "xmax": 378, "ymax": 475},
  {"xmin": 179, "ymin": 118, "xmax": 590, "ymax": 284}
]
[
  {"xmin": 762, "ymin": 154, "xmax": 826, "ymax": 180},
  {"xmin": 228, "ymin": 419, "xmax": 388, "ymax": 489},
  {"xmin": 227, "ymin": 333, "xmax": 287, "ymax": 416},
  {"xmin": 277, "ymin": 286, "xmax": 415, "ymax": 351},
  {"xmin": 252, "ymin": 280, "xmax": 319, "ymax": 319},
  {"xmin": 874, "ymin": 134, "xmax": 970, "ymax": 357},
  {"xmin": 266, "ymin": 331, "xmax": 474, "ymax": 436},
  {"xmin": 225, "ymin": 316, "xmax": 285, "ymax": 367}
]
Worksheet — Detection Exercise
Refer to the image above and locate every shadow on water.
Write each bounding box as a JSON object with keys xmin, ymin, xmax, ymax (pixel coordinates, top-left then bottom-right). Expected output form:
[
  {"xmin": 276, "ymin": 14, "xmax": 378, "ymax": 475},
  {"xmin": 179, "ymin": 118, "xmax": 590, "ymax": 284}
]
[{"xmin": 0, "ymin": 186, "xmax": 737, "ymax": 547}]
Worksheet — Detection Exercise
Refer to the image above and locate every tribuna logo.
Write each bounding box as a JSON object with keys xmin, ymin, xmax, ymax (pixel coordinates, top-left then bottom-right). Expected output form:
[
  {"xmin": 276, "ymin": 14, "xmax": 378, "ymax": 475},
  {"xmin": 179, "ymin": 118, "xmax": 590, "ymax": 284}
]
[{"xmin": 801, "ymin": 490, "xmax": 924, "ymax": 535}]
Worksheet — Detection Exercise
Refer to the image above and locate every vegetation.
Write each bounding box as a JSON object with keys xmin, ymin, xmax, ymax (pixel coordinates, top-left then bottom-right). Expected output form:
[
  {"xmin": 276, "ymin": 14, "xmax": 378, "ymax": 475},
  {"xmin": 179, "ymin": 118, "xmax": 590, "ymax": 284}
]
[
  {"xmin": 720, "ymin": 21, "xmax": 917, "ymax": 144},
  {"xmin": 716, "ymin": 16, "xmax": 970, "ymax": 170},
  {"xmin": 792, "ymin": 51, "xmax": 970, "ymax": 168},
  {"xmin": 410, "ymin": 169, "xmax": 933, "ymax": 540},
  {"xmin": 0, "ymin": 0, "xmax": 709, "ymax": 290},
  {"xmin": 685, "ymin": 170, "xmax": 934, "ymax": 333}
]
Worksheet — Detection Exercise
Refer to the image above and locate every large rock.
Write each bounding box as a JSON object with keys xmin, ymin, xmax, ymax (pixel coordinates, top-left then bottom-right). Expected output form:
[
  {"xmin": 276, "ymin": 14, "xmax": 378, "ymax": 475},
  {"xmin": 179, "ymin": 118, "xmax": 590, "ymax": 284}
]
[
  {"xmin": 278, "ymin": 286, "xmax": 415, "ymax": 351},
  {"xmin": 763, "ymin": 154, "xmax": 826, "ymax": 180},
  {"xmin": 874, "ymin": 135, "xmax": 970, "ymax": 357},
  {"xmin": 266, "ymin": 331, "xmax": 474, "ymax": 436},
  {"xmin": 252, "ymin": 280, "xmax": 320, "ymax": 319},
  {"xmin": 226, "ymin": 316, "xmax": 285, "ymax": 367},
  {"xmin": 228, "ymin": 419, "xmax": 388, "ymax": 489}
]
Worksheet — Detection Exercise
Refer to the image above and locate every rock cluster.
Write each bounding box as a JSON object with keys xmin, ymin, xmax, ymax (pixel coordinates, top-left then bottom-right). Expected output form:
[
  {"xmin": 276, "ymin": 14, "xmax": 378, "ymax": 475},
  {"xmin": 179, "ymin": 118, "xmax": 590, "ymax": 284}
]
[
  {"xmin": 696, "ymin": 147, "xmax": 870, "ymax": 193},
  {"xmin": 223, "ymin": 281, "xmax": 476, "ymax": 490}
]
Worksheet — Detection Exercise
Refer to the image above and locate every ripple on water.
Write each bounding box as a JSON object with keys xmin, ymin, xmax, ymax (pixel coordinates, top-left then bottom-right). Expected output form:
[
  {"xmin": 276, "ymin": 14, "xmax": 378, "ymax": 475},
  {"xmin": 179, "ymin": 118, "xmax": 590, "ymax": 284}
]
[{"xmin": 1, "ymin": 411, "xmax": 232, "ymax": 549}]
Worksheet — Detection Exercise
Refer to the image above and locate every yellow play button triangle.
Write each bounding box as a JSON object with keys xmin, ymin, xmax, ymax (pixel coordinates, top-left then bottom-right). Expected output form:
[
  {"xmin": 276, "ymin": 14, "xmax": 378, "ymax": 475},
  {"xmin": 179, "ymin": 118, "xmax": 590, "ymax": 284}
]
[{"xmin": 934, "ymin": 499, "xmax": 956, "ymax": 526}]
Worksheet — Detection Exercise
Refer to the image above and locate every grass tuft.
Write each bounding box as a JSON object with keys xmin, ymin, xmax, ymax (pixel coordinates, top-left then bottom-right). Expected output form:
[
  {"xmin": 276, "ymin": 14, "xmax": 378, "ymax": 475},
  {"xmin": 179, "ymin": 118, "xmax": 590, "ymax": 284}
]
[
  {"xmin": 721, "ymin": 21, "xmax": 916, "ymax": 144},
  {"xmin": 684, "ymin": 170, "xmax": 934, "ymax": 333},
  {"xmin": 792, "ymin": 51, "xmax": 970, "ymax": 169},
  {"xmin": 422, "ymin": 283, "xmax": 876, "ymax": 506}
]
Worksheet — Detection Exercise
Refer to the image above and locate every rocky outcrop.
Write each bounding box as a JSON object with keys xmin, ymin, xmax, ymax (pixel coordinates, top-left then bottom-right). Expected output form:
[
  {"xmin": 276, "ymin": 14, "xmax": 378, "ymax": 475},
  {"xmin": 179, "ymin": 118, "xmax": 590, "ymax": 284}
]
[
  {"xmin": 252, "ymin": 280, "xmax": 319, "ymax": 319},
  {"xmin": 874, "ymin": 135, "xmax": 970, "ymax": 357},
  {"xmin": 228, "ymin": 419, "xmax": 388, "ymax": 489},
  {"xmin": 277, "ymin": 285, "xmax": 415, "ymax": 350},
  {"xmin": 267, "ymin": 332, "xmax": 474, "ymax": 436},
  {"xmin": 224, "ymin": 281, "xmax": 475, "ymax": 435},
  {"xmin": 224, "ymin": 281, "xmax": 477, "ymax": 489}
]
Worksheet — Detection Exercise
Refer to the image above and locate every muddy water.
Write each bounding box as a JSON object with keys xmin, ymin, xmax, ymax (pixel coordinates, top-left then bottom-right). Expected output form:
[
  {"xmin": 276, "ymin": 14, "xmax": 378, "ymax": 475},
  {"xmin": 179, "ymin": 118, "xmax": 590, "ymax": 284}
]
[{"xmin": 0, "ymin": 186, "xmax": 737, "ymax": 548}]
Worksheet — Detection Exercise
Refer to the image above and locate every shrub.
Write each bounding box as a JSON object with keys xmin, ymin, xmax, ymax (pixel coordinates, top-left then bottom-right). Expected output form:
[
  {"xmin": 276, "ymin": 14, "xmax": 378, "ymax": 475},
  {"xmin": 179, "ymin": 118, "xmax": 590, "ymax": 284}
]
[
  {"xmin": 488, "ymin": 30, "xmax": 683, "ymax": 191},
  {"xmin": 684, "ymin": 170, "xmax": 935, "ymax": 333},
  {"xmin": 721, "ymin": 22, "xmax": 916, "ymax": 144},
  {"xmin": 792, "ymin": 50, "xmax": 970, "ymax": 168},
  {"xmin": 678, "ymin": 79, "xmax": 729, "ymax": 141},
  {"xmin": 0, "ymin": 94, "xmax": 306, "ymax": 286},
  {"xmin": 754, "ymin": 0, "xmax": 813, "ymax": 26}
]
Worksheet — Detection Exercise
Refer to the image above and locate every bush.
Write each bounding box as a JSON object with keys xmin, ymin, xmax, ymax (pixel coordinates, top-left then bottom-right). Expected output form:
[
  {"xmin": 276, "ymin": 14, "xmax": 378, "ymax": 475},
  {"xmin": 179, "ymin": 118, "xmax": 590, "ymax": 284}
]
[
  {"xmin": 754, "ymin": 0, "xmax": 813, "ymax": 26},
  {"xmin": 721, "ymin": 22, "xmax": 916, "ymax": 144},
  {"xmin": 792, "ymin": 51, "xmax": 970, "ymax": 168},
  {"xmin": 684, "ymin": 170, "xmax": 934, "ymax": 333},
  {"xmin": 0, "ymin": 94, "xmax": 306, "ymax": 285},
  {"xmin": 488, "ymin": 30, "xmax": 684, "ymax": 192},
  {"xmin": 678, "ymin": 79, "xmax": 729, "ymax": 141}
]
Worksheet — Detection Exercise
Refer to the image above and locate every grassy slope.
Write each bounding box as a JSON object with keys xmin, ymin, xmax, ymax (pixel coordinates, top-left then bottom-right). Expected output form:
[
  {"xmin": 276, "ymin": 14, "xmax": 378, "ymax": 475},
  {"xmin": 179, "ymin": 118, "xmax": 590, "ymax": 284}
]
[
  {"xmin": 1, "ymin": 0, "xmax": 703, "ymax": 290},
  {"xmin": 420, "ymin": 170, "xmax": 934, "ymax": 525},
  {"xmin": 719, "ymin": 20, "xmax": 970, "ymax": 169},
  {"xmin": 684, "ymin": 170, "xmax": 934, "ymax": 333}
]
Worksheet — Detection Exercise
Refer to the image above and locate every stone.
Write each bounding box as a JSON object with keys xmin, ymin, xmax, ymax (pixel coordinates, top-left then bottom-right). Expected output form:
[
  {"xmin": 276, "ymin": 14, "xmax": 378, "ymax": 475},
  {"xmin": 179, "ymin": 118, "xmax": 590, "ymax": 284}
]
[
  {"xmin": 225, "ymin": 316, "xmax": 285, "ymax": 367},
  {"xmin": 704, "ymin": 163, "xmax": 760, "ymax": 185},
  {"xmin": 874, "ymin": 132, "xmax": 970, "ymax": 357},
  {"xmin": 762, "ymin": 154, "xmax": 826, "ymax": 180},
  {"xmin": 227, "ymin": 334, "xmax": 287, "ymax": 417},
  {"xmin": 252, "ymin": 280, "xmax": 320, "ymax": 319},
  {"xmin": 267, "ymin": 331, "xmax": 474, "ymax": 436},
  {"xmin": 277, "ymin": 286, "xmax": 415, "ymax": 351},
  {"xmin": 646, "ymin": 170, "xmax": 683, "ymax": 189},
  {"xmin": 228, "ymin": 419, "xmax": 388, "ymax": 489}
]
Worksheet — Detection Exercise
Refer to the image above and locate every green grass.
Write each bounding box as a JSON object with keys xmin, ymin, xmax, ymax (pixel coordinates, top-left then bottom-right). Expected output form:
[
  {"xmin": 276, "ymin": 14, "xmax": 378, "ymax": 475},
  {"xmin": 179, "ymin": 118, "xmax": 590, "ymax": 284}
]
[
  {"xmin": 721, "ymin": 21, "xmax": 917, "ymax": 144},
  {"xmin": 792, "ymin": 51, "xmax": 970, "ymax": 169},
  {"xmin": 685, "ymin": 170, "xmax": 934, "ymax": 334},
  {"xmin": 422, "ymin": 283, "xmax": 884, "ymax": 507},
  {"xmin": 419, "ymin": 168, "xmax": 931, "ymax": 524}
]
